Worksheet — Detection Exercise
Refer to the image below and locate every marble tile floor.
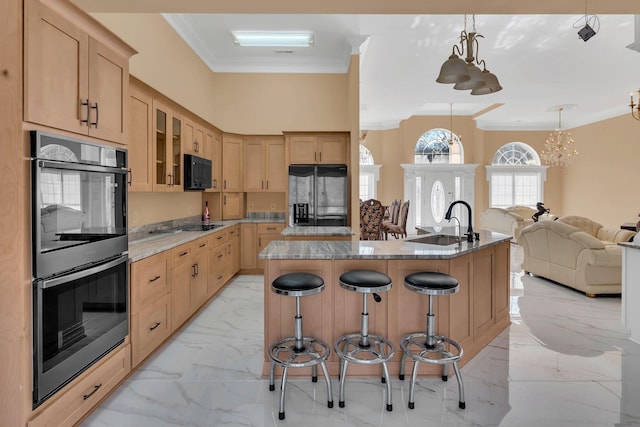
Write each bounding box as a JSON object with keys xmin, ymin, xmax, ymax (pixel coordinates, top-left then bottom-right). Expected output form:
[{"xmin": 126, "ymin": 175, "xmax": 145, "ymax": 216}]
[{"xmin": 83, "ymin": 246, "xmax": 640, "ymax": 427}]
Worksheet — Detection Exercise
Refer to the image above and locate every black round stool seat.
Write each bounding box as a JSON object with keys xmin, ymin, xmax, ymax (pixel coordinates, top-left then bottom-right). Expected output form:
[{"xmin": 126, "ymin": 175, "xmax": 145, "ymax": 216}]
[
  {"xmin": 404, "ymin": 272, "xmax": 459, "ymax": 296},
  {"xmin": 272, "ymin": 272, "xmax": 325, "ymax": 297},
  {"xmin": 339, "ymin": 270, "xmax": 392, "ymax": 293}
]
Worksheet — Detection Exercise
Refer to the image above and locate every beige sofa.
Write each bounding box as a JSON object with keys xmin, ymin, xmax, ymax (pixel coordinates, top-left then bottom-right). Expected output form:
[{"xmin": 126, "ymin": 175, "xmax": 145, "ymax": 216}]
[
  {"xmin": 479, "ymin": 206, "xmax": 538, "ymax": 240},
  {"xmin": 519, "ymin": 216, "xmax": 636, "ymax": 296}
]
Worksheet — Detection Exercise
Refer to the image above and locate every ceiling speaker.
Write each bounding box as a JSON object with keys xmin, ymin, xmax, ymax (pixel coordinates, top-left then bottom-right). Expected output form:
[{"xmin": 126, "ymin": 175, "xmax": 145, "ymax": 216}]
[{"xmin": 578, "ymin": 24, "xmax": 596, "ymax": 42}]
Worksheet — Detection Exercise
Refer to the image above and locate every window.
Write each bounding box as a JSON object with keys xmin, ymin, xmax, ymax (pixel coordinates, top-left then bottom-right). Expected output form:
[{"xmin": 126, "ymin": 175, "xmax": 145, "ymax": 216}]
[
  {"xmin": 414, "ymin": 129, "xmax": 463, "ymax": 164},
  {"xmin": 486, "ymin": 142, "xmax": 547, "ymax": 208},
  {"xmin": 359, "ymin": 144, "xmax": 381, "ymax": 201}
]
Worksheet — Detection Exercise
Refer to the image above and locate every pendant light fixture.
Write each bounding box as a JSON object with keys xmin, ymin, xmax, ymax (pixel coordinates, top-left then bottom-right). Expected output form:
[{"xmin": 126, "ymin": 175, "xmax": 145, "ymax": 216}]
[{"xmin": 436, "ymin": 15, "xmax": 502, "ymax": 95}]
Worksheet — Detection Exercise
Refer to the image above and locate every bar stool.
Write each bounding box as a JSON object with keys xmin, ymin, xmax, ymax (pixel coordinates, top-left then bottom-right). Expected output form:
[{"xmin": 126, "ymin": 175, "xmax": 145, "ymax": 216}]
[
  {"xmin": 334, "ymin": 269, "xmax": 395, "ymax": 411},
  {"xmin": 399, "ymin": 271, "xmax": 466, "ymax": 410},
  {"xmin": 268, "ymin": 272, "xmax": 333, "ymax": 420}
]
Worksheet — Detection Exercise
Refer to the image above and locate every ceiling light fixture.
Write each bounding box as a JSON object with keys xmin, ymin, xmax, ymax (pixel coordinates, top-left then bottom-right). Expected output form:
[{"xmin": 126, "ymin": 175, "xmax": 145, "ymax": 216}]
[
  {"xmin": 541, "ymin": 107, "xmax": 578, "ymax": 167},
  {"xmin": 436, "ymin": 15, "xmax": 502, "ymax": 95},
  {"xmin": 231, "ymin": 31, "xmax": 314, "ymax": 47}
]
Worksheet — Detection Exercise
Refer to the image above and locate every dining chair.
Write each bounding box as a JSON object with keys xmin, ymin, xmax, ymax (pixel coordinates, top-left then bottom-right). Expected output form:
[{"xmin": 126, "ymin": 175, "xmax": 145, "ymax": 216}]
[
  {"xmin": 386, "ymin": 200, "xmax": 410, "ymax": 239},
  {"xmin": 360, "ymin": 199, "xmax": 385, "ymax": 240}
]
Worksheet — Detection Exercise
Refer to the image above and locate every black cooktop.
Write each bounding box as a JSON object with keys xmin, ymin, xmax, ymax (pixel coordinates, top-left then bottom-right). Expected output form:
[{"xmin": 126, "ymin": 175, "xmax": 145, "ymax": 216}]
[{"xmin": 181, "ymin": 223, "xmax": 221, "ymax": 231}]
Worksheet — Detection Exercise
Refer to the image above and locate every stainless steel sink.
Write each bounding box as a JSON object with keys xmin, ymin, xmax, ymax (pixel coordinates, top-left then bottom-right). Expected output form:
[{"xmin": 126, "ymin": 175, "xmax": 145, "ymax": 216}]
[{"xmin": 407, "ymin": 234, "xmax": 463, "ymax": 246}]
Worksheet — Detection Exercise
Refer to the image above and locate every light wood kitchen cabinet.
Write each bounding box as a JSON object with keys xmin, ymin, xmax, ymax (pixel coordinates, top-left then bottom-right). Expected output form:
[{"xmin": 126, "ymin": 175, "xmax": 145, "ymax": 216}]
[
  {"xmin": 208, "ymin": 237, "xmax": 228, "ymax": 297},
  {"xmin": 169, "ymin": 237, "xmax": 209, "ymax": 332},
  {"xmin": 240, "ymin": 223, "xmax": 257, "ymax": 270},
  {"xmin": 222, "ymin": 134, "xmax": 243, "ymax": 192},
  {"xmin": 183, "ymin": 118, "xmax": 206, "ymax": 157},
  {"xmin": 28, "ymin": 343, "xmax": 131, "ymax": 427},
  {"xmin": 128, "ymin": 82, "xmax": 153, "ymax": 191},
  {"xmin": 131, "ymin": 293, "xmax": 171, "ymax": 368},
  {"xmin": 226, "ymin": 225, "xmax": 240, "ymax": 280},
  {"xmin": 257, "ymin": 223, "xmax": 285, "ymax": 269},
  {"xmin": 24, "ymin": 0, "xmax": 135, "ymax": 145},
  {"xmin": 153, "ymin": 100, "xmax": 183, "ymax": 192},
  {"xmin": 244, "ymin": 137, "xmax": 286, "ymax": 192},
  {"xmin": 205, "ymin": 129, "xmax": 222, "ymax": 192},
  {"xmin": 222, "ymin": 192, "xmax": 244, "ymax": 219},
  {"xmin": 287, "ymin": 133, "xmax": 349, "ymax": 165}
]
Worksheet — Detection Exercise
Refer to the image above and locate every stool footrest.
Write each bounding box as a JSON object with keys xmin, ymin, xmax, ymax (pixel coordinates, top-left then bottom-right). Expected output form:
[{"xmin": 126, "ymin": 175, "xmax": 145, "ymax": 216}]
[
  {"xmin": 334, "ymin": 333, "xmax": 396, "ymax": 364},
  {"xmin": 269, "ymin": 336, "xmax": 330, "ymax": 369},
  {"xmin": 400, "ymin": 332, "xmax": 463, "ymax": 365}
]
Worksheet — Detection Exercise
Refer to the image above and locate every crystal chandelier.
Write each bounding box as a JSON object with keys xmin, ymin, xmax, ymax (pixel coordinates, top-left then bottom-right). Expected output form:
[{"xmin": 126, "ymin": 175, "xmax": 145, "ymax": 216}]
[
  {"xmin": 541, "ymin": 107, "xmax": 578, "ymax": 167},
  {"xmin": 436, "ymin": 15, "xmax": 502, "ymax": 95}
]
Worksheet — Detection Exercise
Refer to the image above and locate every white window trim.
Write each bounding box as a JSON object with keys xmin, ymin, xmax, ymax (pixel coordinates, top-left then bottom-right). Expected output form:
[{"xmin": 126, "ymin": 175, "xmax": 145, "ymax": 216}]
[
  {"xmin": 360, "ymin": 164, "xmax": 382, "ymax": 199},
  {"xmin": 485, "ymin": 165, "xmax": 548, "ymax": 207}
]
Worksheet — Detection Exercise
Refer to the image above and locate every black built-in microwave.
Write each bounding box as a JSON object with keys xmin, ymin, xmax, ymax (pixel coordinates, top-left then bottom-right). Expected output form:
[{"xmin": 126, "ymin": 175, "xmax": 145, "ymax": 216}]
[{"xmin": 184, "ymin": 154, "xmax": 212, "ymax": 190}]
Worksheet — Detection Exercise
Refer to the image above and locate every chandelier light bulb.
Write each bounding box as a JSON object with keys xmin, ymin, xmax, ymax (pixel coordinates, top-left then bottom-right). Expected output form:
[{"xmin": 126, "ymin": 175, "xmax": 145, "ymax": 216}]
[{"xmin": 541, "ymin": 108, "xmax": 578, "ymax": 167}]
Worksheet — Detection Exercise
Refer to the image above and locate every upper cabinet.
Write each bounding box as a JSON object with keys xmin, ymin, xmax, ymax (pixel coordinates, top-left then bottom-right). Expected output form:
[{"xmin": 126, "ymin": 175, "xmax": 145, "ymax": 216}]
[
  {"xmin": 205, "ymin": 129, "xmax": 222, "ymax": 192},
  {"xmin": 128, "ymin": 82, "xmax": 153, "ymax": 191},
  {"xmin": 222, "ymin": 134, "xmax": 244, "ymax": 192},
  {"xmin": 24, "ymin": 0, "xmax": 136, "ymax": 145},
  {"xmin": 244, "ymin": 137, "xmax": 286, "ymax": 192},
  {"xmin": 287, "ymin": 133, "xmax": 349, "ymax": 165},
  {"xmin": 153, "ymin": 100, "xmax": 182, "ymax": 192},
  {"xmin": 183, "ymin": 118, "xmax": 206, "ymax": 157}
]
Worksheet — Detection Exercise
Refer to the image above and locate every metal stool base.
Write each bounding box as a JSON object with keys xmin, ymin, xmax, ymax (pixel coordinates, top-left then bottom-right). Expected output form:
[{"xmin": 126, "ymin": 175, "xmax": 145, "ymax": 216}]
[
  {"xmin": 399, "ymin": 332, "xmax": 465, "ymax": 410},
  {"xmin": 334, "ymin": 333, "xmax": 396, "ymax": 411},
  {"xmin": 269, "ymin": 336, "xmax": 333, "ymax": 419}
]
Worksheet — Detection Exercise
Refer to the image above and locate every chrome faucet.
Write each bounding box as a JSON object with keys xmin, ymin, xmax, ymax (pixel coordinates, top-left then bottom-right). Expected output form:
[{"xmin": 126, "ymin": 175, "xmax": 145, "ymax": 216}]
[
  {"xmin": 445, "ymin": 200, "xmax": 478, "ymax": 243},
  {"xmin": 448, "ymin": 216, "xmax": 462, "ymax": 240}
]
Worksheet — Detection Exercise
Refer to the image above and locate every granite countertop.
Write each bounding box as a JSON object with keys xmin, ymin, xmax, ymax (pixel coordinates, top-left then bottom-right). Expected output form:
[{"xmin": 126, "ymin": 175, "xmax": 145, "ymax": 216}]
[
  {"xmin": 281, "ymin": 226, "xmax": 354, "ymax": 237},
  {"xmin": 259, "ymin": 229, "xmax": 511, "ymax": 260},
  {"xmin": 128, "ymin": 221, "xmax": 239, "ymax": 262}
]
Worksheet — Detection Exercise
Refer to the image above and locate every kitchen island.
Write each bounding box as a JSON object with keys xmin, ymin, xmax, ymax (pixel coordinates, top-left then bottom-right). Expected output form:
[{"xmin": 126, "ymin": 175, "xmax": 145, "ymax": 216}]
[{"xmin": 259, "ymin": 230, "xmax": 512, "ymax": 378}]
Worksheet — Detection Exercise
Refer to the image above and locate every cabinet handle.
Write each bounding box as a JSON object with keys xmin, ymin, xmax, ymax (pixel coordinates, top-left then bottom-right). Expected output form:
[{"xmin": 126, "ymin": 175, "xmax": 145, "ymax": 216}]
[
  {"xmin": 261, "ymin": 180, "xmax": 264, "ymax": 190},
  {"xmin": 266, "ymin": 227, "xmax": 276, "ymax": 231},
  {"xmin": 224, "ymin": 195, "xmax": 226, "ymax": 205},
  {"xmin": 127, "ymin": 168, "xmax": 132, "ymax": 186},
  {"xmin": 258, "ymin": 237, "xmax": 261, "ymax": 246},
  {"xmin": 217, "ymin": 253, "xmax": 223, "ymax": 259},
  {"xmin": 90, "ymin": 102, "xmax": 99, "ymax": 128},
  {"xmin": 213, "ymin": 179, "xmax": 217, "ymax": 189},
  {"xmin": 194, "ymin": 141, "xmax": 199, "ymax": 152},
  {"xmin": 223, "ymin": 180, "xmax": 226, "ymax": 190},
  {"xmin": 314, "ymin": 152, "xmax": 317, "ymax": 161},
  {"xmin": 83, "ymin": 384, "xmax": 102, "ymax": 401},
  {"xmin": 149, "ymin": 275, "xmax": 161, "ymax": 283},
  {"xmin": 149, "ymin": 321, "xmax": 161, "ymax": 331},
  {"xmin": 199, "ymin": 243, "xmax": 207, "ymax": 248},
  {"xmin": 266, "ymin": 180, "xmax": 269, "ymax": 190},
  {"xmin": 179, "ymin": 251, "xmax": 188, "ymax": 257},
  {"xmin": 80, "ymin": 99, "xmax": 89, "ymax": 126},
  {"xmin": 217, "ymin": 274, "xmax": 223, "ymax": 280},
  {"xmin": 216, "ymin": 236, "xmax": 223, "ymax": 240},
  {"xmin": 319, "ymin": 151, "xmax": 322, "ymax": 162},
  {"xmin": 192, "ymin": 263, "xmax": 197, "ymax": 278}
]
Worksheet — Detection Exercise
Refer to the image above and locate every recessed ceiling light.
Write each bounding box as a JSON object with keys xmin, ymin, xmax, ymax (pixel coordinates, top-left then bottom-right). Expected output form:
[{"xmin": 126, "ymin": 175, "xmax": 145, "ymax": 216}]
[{"xmin": 231, "ymin": 31, "xmax": 314, "ymax": 47}]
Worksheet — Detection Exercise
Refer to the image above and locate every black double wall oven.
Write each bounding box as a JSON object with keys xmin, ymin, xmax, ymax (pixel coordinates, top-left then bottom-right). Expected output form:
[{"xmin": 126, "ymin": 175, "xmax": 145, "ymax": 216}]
[{"xmin": 31, "ymin": 131, "xmax": 129, "ymax": 408}]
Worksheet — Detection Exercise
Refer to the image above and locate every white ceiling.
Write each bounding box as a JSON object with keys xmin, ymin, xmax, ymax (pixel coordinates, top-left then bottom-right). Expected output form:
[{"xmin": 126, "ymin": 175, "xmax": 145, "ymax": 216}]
[{"xmin": 163, "ymin": 13, "xmax": 640, "ymax": 131}]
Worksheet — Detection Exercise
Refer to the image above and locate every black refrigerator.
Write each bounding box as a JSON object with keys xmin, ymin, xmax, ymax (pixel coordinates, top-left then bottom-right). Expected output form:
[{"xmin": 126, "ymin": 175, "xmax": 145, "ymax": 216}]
[{"xmin": 288, "ymin": 164, "xmax": 348, "ymax": 226}]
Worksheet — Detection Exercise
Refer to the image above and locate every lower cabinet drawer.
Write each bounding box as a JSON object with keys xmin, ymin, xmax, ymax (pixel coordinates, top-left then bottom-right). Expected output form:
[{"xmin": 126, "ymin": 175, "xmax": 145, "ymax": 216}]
[
  {"xmin": 208, "ymin": 244, "xmax": 227, "ymax": 296},
  {"xmin": 28, "ymin": 343, "xmax": 131, "ymax": 427},
  {"xmin": 131, "ymin": 293, "xmax": 172, "ymax": 367}
]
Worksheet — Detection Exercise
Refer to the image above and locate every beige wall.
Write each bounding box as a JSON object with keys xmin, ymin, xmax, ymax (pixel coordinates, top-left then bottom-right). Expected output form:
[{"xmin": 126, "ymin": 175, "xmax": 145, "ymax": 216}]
[
  {"xmin": 366, "ymin": 113, "xmax": 640, "ymax": 229},
  {"xmin": 92, "ymin": 13, "xmax": 349, "ymax": 135},
  {"xmin": 95, "ymin": 12, "xmax": 640, "ymax": 230}
]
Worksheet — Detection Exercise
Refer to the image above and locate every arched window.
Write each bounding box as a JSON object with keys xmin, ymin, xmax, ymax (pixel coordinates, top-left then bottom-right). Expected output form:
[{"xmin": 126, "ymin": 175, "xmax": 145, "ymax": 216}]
[
  {"xmin": 414, "ymin": 129, "xmax": 463, "ymax": 164},
  {"xmin": 359, "ymin": 144, "xmax": 381, "ymax": 200},
  {"xmin": 485, "ymin": 142, "xmax": 547, "ymax": 208}
]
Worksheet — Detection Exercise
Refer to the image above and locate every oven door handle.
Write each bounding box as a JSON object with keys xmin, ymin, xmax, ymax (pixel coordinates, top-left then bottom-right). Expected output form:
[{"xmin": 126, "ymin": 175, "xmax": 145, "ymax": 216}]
[
  {"xmin": 37, "ymin": 159, "xmax": 127, "ymax": 175},
  {"xmin": 39, "ymin": 255, "xmax": 128, "ymax": 290}
]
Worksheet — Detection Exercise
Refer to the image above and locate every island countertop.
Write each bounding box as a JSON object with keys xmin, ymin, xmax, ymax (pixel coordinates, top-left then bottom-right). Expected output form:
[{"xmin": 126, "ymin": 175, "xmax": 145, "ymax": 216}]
[
  {"xmin": 280, "ymin": 225, "xmax": 354, "ymax": 237},
  {"xmin": 260, "ymin": 229, "xmax": 510, "ymax": 260}
]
